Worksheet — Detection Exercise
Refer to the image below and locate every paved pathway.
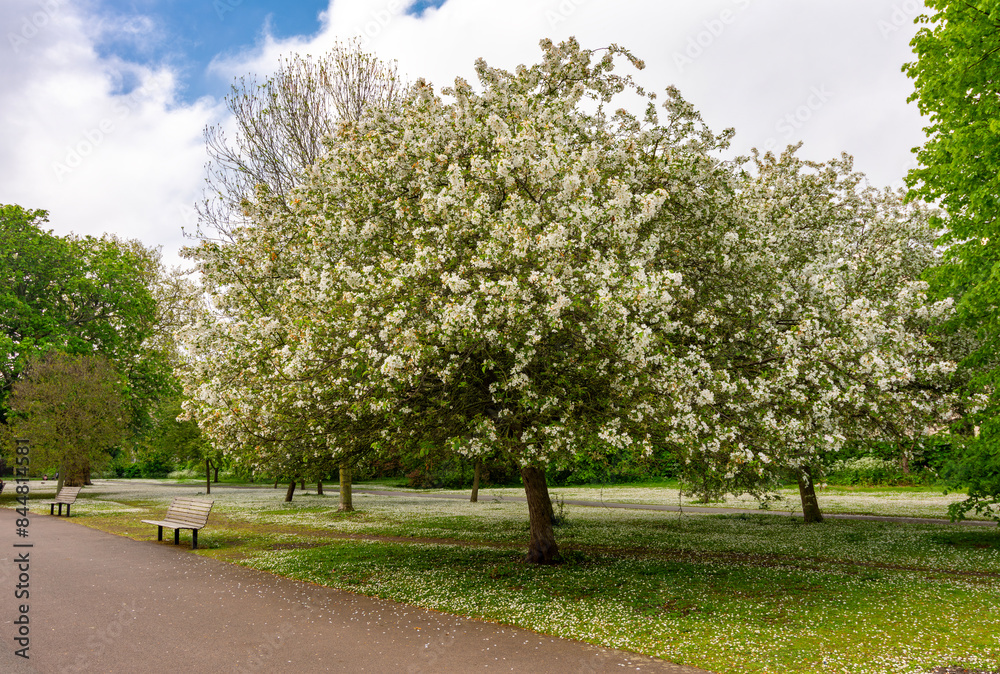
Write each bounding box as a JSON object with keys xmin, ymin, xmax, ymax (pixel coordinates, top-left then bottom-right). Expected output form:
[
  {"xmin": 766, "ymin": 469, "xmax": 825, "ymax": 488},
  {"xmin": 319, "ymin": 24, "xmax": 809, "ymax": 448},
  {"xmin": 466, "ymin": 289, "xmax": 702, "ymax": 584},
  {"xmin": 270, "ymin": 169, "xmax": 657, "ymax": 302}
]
[{"xmin": 0, "ymin": 509, "xmax": 707, "ymax": 674}]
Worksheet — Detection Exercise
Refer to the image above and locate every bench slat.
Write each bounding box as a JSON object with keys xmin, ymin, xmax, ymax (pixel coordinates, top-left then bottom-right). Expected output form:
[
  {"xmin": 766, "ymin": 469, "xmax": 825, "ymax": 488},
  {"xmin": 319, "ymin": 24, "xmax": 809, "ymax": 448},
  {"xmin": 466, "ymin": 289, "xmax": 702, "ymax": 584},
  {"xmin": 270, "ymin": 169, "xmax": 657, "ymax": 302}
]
[
  {"xmin": 142, "ymin": 496, "xmax": 213, "ymax": 550},
  {"xmin": 144, "ymin": 497, "xmax": 214, "ymax": 532}
]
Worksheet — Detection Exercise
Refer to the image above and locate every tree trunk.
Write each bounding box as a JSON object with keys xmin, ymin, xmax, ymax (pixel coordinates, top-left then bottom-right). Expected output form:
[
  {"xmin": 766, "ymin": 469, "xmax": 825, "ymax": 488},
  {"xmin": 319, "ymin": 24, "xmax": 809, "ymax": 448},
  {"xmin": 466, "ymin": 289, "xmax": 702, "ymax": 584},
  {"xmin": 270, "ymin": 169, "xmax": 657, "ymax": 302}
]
[
  {"xmin": 213, "ymin": 464, "xmax": 220, "ymax": 482},
  {"xmin": 284, "ymin": 480, "xmax": 296, "ymax": 502},
  {"xmin": 797, "ymin": 465, "xmax": 824, "ymax": 524},
  {"xmin": 300, "ymin": 478, "xmax": 305, "ymax": 490},
  {"xmin": 64, "ymin": 459, "xmax": 88, "ymax": 487},
  {"xmin": 470, "ymin": 458, "xmax": 482, "ymax": 502},
  {"xmin": 521, "ymin": 465, "xmax": 560, "ymax": 564},
  {"xmin": 317, "ymin": 481, "xmax": 324, "ymax": 496},
  {"xmin": 56, "ymin": 466, "xmax": 64, "ymax": 494},
  {"xmin": 273, "ymin": 478, "xmax": 279, "ymax": 488},
  {"xmin": 205, "ymin": 459, "xmax": 211, "ymax": 495},
  {"xmin": 339, "ymin": 463, "xmax": 353, "ymax": 512},
  {"xmin": 901, "ymin": 441, "xmax": 914, "ymax": 476}
]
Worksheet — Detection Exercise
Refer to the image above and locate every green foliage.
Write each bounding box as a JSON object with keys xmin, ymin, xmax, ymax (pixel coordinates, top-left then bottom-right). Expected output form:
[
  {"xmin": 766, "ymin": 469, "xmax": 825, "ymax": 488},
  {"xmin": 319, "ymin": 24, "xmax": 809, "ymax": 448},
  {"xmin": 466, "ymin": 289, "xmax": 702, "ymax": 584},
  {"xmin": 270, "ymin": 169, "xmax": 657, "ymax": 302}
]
[
  {"xmin": 548, "ymin": 443, "xmax": 679, "ymax": 486},
  {"xmin": 826, "ymin": 457, "xmax": 906, "ymax": 486},
  {"xmin": 943, "ymin": 416, "xmax": 1000, "ymax": 523},
  {"xmin": 0, "ymin": 204, "xmax": 174, "ymax": 436},
  {"xmin": 905, "ymin": 1, "xmax": 1000, "ymax": 518},
  {"xmin": 4, "ymin": 351, "xmax": 127, "ymax": 483},
  {"xmin": 825, "ymin": 438, "xmax": 957, "ymax": 486},
  {"xmin": 105, "ymin": 450, "xmax": 176, "ymax": 479},
  {"xmin": 397, "ymin": 442, "xmax": 520, "ymax": 489}
]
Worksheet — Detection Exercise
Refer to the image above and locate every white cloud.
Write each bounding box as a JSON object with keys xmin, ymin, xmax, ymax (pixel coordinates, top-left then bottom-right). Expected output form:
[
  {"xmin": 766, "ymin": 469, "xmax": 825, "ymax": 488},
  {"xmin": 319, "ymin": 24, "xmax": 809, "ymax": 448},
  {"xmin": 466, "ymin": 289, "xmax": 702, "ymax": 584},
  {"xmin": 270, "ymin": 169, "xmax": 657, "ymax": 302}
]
[
  {"xmin": 0, "ymin": 0, "xmax": 931, "ymax": 269},
  {"xmin": 215, "ymin": 0, "xmax": 928, "ymax": 188},
  {"xmin": 0, "ymin": 0, "xmax": 215, "ymax": 268}
]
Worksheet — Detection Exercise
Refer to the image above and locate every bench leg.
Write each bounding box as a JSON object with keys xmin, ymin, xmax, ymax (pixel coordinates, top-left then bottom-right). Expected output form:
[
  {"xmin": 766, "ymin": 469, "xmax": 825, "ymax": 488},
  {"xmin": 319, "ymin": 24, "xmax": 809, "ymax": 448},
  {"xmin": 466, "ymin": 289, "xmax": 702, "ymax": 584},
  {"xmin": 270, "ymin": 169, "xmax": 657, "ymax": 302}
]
[
  {"xmin": 157, "ymin": 526, "xmax": 163, "ymax": 542},
  {"xmin": 174, "ymin": 528, "xmax": 180, "ymax": 545},
  {"xmin": 65, "ymin": 504, "xmax": 71, "ymax": 517},
  {"xmin": 50, "ymin": 504, "xmax": 55, "ymax": 516},
  {"xmin": 192, "ymin": 529, "xmax": 198, "ymax": 550},
  {"xmin": 57, "ymin": 503, "xmax": 64, "ymax": 516}
]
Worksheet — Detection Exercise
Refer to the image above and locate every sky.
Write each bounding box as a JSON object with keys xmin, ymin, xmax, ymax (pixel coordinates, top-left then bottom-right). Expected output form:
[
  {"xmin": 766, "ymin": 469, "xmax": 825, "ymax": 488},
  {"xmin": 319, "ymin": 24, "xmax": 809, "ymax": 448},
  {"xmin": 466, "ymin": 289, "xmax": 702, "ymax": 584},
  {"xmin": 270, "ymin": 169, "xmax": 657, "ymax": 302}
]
[{"xmin": 1, "ymin": 0, "xmax": 931, "ymax": 269}]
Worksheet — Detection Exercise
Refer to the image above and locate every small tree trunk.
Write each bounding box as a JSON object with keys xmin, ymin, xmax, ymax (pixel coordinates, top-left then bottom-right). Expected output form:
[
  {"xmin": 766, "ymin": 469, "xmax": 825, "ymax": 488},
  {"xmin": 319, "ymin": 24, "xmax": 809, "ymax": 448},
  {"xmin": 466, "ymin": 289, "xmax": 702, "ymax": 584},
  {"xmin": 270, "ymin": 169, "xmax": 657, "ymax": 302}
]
[
  {"xmin": 797, "ymin": 465, "xmax": 824, "ymax": 524},
  {"xmin": 339, "ymin": 463, "xmax": 354, "ymax": 512},
  {"xmin": 213, "ymin": 464, "xmax": 220, "ymax": 483},
  {"xmin": 300, "ymin": 478, "xmax": 305, "ymax": 490},
  {"xmin": 205, "ymin": 459, "xmax": 211, "ymax": 495},
  {"xmin": 285, "ymin": 480, "xmax": 296, "ymax": 502},
  {"xmin": 273, "ymin": 478, "xmax": 279, "ymax": 488},
  {"xmin": 317, "ymin": 481, "xmax": 324, "ymax": 496},
  {"xmin": 521, "ymin": 465, "xmax": 560, "ymax": 564},
  {"xmin": 901, "ymin": 441, "xmax": 914, "ymax": 475},
  {"xmin": 56, "ymin": 466, "xmax": 65, "ymax": 494},
  {"xmin": 470, "ymin": 458, "xmax": 482, "ymax": 502}
]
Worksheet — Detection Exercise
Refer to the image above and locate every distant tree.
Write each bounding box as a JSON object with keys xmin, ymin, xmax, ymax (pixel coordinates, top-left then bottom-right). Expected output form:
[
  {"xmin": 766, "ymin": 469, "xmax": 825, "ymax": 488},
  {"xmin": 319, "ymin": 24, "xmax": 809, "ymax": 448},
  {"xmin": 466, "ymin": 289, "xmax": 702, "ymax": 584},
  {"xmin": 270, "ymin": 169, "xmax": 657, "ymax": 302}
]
[
  {"xmin": 904, "ymin": 0, "xmax": 1000, "ymax": 522},
  {"xmin": 0, "ymin": 204, "xmax": 174, "ymax": 439},
  {"xmin": 181, "ymin": 43, "xmax": 402, "ymax": 504},
  {"xmin": 196, "ymin": 40, "xmax": 404, "ymax": 240},
  {"xmin": 5, "ymin": 352, "xmax": 127, "ymax": 489},
  {"xmin": 697, "ymin": 148, "xmax": 959, "ymax": 523}
]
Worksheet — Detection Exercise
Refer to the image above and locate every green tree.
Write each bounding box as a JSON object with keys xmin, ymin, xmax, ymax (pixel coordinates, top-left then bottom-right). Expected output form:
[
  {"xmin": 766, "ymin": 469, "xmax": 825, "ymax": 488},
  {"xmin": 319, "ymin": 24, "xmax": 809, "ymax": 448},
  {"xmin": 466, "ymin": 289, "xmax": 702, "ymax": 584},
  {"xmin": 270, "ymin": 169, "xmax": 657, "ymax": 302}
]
[
  {"xmin": 0, "ymin": 205, "xmax": 174, "ymax": 440},
  {"xmin": 904, "ymin": 1, "xmax": 1000, "ymax": 521},
  {"xmin": 5, "ymin": 352, "xmax": 127, "ymax": 489}
]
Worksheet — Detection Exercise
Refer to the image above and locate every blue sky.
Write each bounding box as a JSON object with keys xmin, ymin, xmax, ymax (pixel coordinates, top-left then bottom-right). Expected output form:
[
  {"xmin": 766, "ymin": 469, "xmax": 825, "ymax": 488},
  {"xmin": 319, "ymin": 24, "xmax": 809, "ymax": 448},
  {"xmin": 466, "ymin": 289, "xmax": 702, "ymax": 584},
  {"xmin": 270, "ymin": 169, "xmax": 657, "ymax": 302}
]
[
  {"xmin": 0, "ymin": 0, "xmax": 931, "ymax": 268},
  {"xmin": 87, "ymin": 0, "xmax": 444, "ymax": 102}
]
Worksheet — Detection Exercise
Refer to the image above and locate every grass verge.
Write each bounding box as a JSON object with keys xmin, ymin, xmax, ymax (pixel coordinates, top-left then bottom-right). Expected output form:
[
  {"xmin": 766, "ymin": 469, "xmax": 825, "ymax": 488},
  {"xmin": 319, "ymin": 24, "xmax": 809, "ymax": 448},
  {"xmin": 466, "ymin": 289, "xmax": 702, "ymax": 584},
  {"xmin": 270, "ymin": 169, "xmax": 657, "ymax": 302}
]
[{"xmin": 3, "ymin": 479, "xmax": 999, "ymax": 674}]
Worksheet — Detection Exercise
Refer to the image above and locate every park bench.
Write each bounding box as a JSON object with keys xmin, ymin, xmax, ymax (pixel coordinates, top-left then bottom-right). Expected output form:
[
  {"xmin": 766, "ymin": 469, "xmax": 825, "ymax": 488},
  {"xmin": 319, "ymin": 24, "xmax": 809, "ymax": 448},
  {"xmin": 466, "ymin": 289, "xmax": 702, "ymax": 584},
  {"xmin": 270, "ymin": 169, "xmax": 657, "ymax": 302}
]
[
  {"xmin": 142, "ymin": 497, "xmax": 214, "ymax": 550},
  {"xmin": 43, "ymin": 486, "xmax": 82, "ymax": 516}
]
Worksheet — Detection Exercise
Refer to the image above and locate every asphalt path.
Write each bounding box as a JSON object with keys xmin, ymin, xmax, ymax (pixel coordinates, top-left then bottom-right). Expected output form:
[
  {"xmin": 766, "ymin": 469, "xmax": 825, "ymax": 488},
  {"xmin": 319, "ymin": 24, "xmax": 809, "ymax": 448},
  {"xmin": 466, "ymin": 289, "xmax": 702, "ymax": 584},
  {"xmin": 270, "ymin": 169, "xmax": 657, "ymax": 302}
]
[{"xmin": 0, "ymin": 509, "xmax": 708, "ymax": 674}]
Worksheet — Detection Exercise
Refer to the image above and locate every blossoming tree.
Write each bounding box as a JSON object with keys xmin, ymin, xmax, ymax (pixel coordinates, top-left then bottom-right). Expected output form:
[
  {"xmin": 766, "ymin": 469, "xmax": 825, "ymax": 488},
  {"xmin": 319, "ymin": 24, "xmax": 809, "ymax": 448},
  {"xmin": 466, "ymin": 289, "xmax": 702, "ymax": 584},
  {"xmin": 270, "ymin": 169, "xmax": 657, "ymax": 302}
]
[
  {"xmin": 179, "ymin": 44, "xmax": 402, "ymax": 502},
  {"xmin": 667, "ymin": 147, "xmax": 959, "ymax": 522},
  {"xmin": 180, "ymin": 38, "xmax": 958, "ymax": 560}
]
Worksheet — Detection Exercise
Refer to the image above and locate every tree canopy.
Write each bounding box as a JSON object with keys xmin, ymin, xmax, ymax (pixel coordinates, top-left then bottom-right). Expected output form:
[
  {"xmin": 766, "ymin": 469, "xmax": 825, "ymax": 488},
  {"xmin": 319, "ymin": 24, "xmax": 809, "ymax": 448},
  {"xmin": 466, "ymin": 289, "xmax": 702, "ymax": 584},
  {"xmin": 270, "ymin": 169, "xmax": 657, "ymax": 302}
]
[
  {"xmin": 904, "ymin": 0, "xmax": 1000, "ymax": 521},
  {"xmin": 197, "ymin": 41, "xmax": 404, "ymax": 240},
  {"xmin": 0, "ymin": 203, "xmax": 174, "ymax": 438},
  {"xmin": 4, "ymin": 351, "xmax": 127, "ymax": 488},
  {"xmin": 180, "ymin": 38, "xmax": 958, "ymax": 560}
]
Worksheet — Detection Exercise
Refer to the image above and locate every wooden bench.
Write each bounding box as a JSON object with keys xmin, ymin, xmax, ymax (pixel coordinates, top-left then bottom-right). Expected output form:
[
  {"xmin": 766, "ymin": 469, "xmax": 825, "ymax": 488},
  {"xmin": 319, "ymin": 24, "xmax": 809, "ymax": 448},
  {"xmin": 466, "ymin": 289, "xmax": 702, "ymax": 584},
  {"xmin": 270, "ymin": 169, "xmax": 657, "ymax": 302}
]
[
  {"xmin": 43, "ymin": 486, "xmax": 82, "ymax": 516},
  {"xmin": 142, "ymin": 497, "xmax": 214, "ymax": 549}
]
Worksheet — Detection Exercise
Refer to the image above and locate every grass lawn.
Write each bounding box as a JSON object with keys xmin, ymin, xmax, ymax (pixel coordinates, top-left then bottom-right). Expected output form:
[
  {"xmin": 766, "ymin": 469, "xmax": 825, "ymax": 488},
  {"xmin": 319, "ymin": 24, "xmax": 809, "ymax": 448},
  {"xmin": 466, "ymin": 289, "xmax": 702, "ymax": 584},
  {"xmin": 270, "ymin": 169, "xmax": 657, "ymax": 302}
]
[{"xmin": 3, "ymin": 478, "xmax": 999, "ymax": 673}]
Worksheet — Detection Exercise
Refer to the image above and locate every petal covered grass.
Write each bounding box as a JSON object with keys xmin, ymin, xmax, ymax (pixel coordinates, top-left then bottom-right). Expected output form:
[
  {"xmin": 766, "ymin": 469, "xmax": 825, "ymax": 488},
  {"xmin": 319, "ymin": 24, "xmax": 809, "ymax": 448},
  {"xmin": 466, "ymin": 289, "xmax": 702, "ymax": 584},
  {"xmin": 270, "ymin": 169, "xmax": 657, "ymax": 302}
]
[{"xmin": 4, "ymin": 479, "xmax": 999, "ymax": 674}]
